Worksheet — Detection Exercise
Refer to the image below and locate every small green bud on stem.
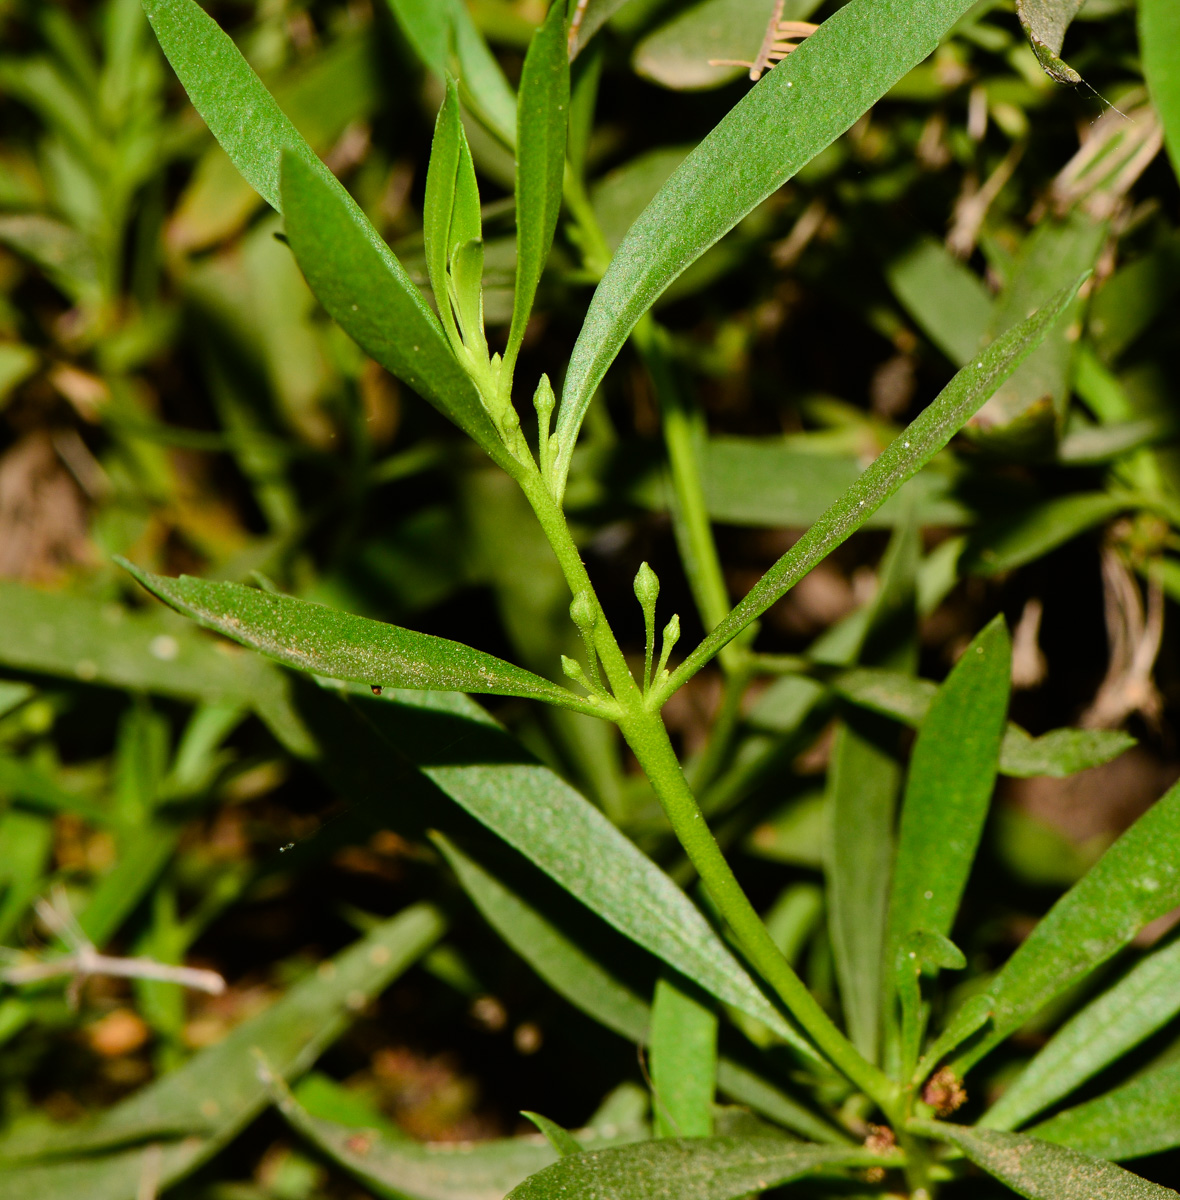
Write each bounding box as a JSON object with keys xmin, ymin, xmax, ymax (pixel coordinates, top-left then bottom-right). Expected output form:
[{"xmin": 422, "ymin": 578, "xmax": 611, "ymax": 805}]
[
  {"xmin": 655, "ymin": 612, "xmax": 680, "ymax": 684},
  {"xmin": 569, "ymin": 590, "xmax": 605, "ymax": 690},
  {"xmin": 633, "ymin": 561, "xmax": 660, "ymax": 693}
]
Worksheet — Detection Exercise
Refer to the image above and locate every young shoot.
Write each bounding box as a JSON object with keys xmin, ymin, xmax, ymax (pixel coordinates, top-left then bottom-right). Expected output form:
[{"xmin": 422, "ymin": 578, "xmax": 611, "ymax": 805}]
[{"xmin": 634, "ymin": 561, "xmax": 660, "ymax": 693}]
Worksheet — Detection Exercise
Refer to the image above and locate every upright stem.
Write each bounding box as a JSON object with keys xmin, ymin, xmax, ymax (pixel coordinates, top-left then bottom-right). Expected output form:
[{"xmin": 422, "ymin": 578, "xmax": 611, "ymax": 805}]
[{"xmin": 620, "ymin": 705, "xmax": 899, "ymax": 1116}]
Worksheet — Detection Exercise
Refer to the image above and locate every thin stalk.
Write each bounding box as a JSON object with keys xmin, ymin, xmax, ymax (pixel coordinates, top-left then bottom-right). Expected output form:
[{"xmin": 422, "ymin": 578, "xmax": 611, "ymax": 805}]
[{"xmin": 619, "ymin": 704, "xmax": 899, "ymax": 1115}]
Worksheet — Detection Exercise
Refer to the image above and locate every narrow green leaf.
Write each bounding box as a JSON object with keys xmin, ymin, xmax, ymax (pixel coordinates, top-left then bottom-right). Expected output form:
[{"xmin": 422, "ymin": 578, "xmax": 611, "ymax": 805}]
[
  {"xmin": 655, "ymin": 277, "xmax": 1084, "ymax": 699},
  {"xmin": 0, "ymin": 755, "xmax": 109, "ymax": 824},
  {"xmin": 555, "ymin": 0, "xmax": 979, "ymax": 482},
  {"xmin": 278, "ymin": 151, "xmax": 510, "ymax": 468},
  {"xmin": 1016, "ymin": 0, "xmax": 1085, "ymax": 84},
  {"xmin": 954, "ymin": 777, "xmax": 1180, "ymax": 1074},
  {"xmin": 505, "ymin": 1139, "xmax": 887, "ymax": 1200},
  {"xmin": 0, "ymin": 811, "xmax": 53, "ymax": 945},
  {"xmin": 506, "ymin": 0, "xmax": 569, "ymax": 372},
  {"xmin": 826, "ymin": 713, "xmax": 900, "ymax": 1064},
  {"xmin": 885, "ymin": 236, "xmax": 992, "ymax": 367},
  {"xmin": 1141, "ymin": 0, "xmax": 1180, "ymax": 181},
  {"xmin": 524, "ymin": 1112, "xmax": 583, "ymax": 1157},
  {"xmin": 963, "ymin": 493, "xmax": 1129, "ymax": 576},
  {"xmin": 885, "ymin": 616, "xmax": 1011, "ymax": 977},
  {"xmin": 433, "ymin": 834, "xmax": 843, "ymax": 1144},
  {"xmin": 1033, "ymin": 1058, "xmax": 1180, "ymax": 1162},
  {"xmin": 912, "ymin": 1122, "xmax": 1177, "ymax": 1200},
  {"xmin": 651, "ymin": 975, "xmax": 718, "ymax": 1138},
  {"xmin": 141, "ymin": 0, "xmax": 331, "ymax": 213},
  {"xmin": 423, "ymin": 77, "xmax": 468, "ymax": 347},
  {"xmin": 118, "ymin": 561, "xmax": 595, "ymax": 714},
  {"xmin": 0, "ymin": 904, "xmax": 443, "ymax": 1163},
  {"xmin": 569, "ymin": 0, "xmax": 641, "ymax": 58},
  {"xmin": 984, "ymin": 935, "xmax": 1180, "ymax": 1131},
  {"xmin": 384, "ymin": 0, "xmax": 517, "ymax": 146},
  {"xmin": 831, "ymin": 668, "xmax": 1134, "ymax": 779},
  {"xmin": 278, "ymin": 1099, "xmax": 557, "ymax": 1200}
]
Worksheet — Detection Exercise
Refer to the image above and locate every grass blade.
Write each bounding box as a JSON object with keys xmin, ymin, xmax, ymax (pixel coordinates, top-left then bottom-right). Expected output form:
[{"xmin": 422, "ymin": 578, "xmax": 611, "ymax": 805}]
[
  {"xmin": 554, "ymin": 0, "xmax": 979, "ymax": 486},
  {"xmin": 651, "ymin": 975, "xmax": 718, "ymax": 1138},
  {"xmin": 984, "ymin": 935, "xmax": 1180, "ymax": 1130},
  {"xmin": 1032, "ymin": 1058, "xmax": 1180, "ymax": 1162},
  {"xmin": 505, "ymin": 0, "xmax": 568, "ymax": 374},
  {"xmin": 505, "ymin": 1139, "xmax": 888, "ymax": 1200},
  {"xmin": 654, "ymin": 276, "xmax": 1085, "ymax": 701},
  {"xmin": 912, "ymin": 1122, "xmax": 1177, "ymax": 1200},
  {"xmin": 953, "ymin": 777, "xmax": 1180, "ymax": 1074},
  {"xmin": 118, "ymin": 560, "xmax": 596, "ymax": 714},
  {"xmin": 884, "ymin": 616, "xmax": 1010, "ymax": 984}
]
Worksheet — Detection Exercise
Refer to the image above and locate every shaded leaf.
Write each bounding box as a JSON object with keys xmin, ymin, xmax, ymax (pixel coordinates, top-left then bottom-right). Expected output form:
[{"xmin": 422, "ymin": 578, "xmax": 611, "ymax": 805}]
[
  {"xmin": 656, "ymin": 277, "xmax": 1083, "ymax": 699},
  {"xmin": 651, "ymin": 975, "xmax": 718, "ymax": 1138},
  {"xmin": 912, "ymin": 1122, "xmax": 1177, "ymax": 1200},
  {"xmin": 885, "ymin": 236, "xmax": 992, "ymax": 367},
  {"xmin": 1033, "ymin": 1058, "xmax": 1180, "ymax": 1162},
  {"xmin": 884, "ymin": 617, "xmax": 1010, "ymax": 977},
  {"xmin": 984, "ymin": 935, "xmax": 1180, "ymax": 1130},
  {"xmin": 119, "ymin": 561, "xmax": 592, "ymax": 713},
  {"xmin": 954, "ymin": 777, "xmax": 1180, "ymax": 1073},
  {"xmin": 556, "ymin": 0, "xmax": 981, "ymax": 481}
]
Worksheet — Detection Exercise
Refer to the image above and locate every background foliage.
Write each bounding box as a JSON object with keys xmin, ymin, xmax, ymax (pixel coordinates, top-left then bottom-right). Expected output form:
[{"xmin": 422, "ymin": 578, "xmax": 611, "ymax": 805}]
[{"xmin": 0, "ymin": 0, "xmax": 1179, "ymax": 1196}]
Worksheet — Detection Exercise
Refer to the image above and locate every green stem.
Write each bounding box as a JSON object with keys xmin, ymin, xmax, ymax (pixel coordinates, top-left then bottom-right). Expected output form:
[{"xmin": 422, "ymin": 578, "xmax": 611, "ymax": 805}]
[{"xmin": 619, "ymin": 705, "xmax": 899, "ymax": 1115}]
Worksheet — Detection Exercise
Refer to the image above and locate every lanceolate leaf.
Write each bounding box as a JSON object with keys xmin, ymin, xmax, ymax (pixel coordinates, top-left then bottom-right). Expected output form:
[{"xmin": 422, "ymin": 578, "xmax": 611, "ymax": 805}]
[
  {"xmin": 1033, "ymin": 1058, "xmax": 1180, "ymax": 1162},
  {"xmin": 119, "ymin": 561, "xmax": 595, "ymax": 713},
  {"xmin": 279, "ymin": 151, "xmax": 510, "ymax": 468},
  {"xmin": 505, "ymin": 1139, "xmax": 887, "ymax": 1200},
  {"xmin": 984, "ymin": 935, "xmax": 1180, "ymax": 1131},
  {"xmin": 141, "ymin": 0, "xmax": 327, "ymax": 212},
  {"xmin": 912, "ymin": 1122, "xmax": 1177, "ymax": 1200},
  {"xmin": 655, "ymin": 278, "xmax": 1084, "ymax": 700},
  {"xmin": 555, "ymin": 0, "xmax": 979, "ymax": 487},
  {"xmin": 1016, "ymin": 0, "xmax": 1085, "ymax": 84},
  {"xmin": 954, "ymin": 778, "xmax": 1180, "ymax": 1074},
  {"xmin": 884, "ymin": 616, "xmax": 1010, "ymax": 972},
  {"xmin": 506, "ymin": 0, "xmax": 569, "ymax": 372}
]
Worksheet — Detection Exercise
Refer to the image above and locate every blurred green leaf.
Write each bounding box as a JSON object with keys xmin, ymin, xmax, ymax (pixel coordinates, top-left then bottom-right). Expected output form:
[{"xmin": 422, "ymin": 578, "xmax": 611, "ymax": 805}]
[
  {"xmin": 506, "ymin": 1138, "xmax": 885, "ymax": 1200},
  {"xmin": 884, "ymin": 616, "xmax": 1010, "ymax": 986},
  {"xmin": 651, "ymin": 975, "xmax": 718, "ymax": 1137},
  {"xmin": 590, "ymin": 146, "xmax": 692, "ymax": 253},
  {"xmin": 1032, "ymin": 1057, "xmax": 1180, "ymax": 1161},
  {"xmin": 885, "ymin": 236, "xmax": 992, "ymax": 368},
  {"xmin": 984, "ymin": 934, "xmax": 1180, "ymax": 1131},
  {"xmin": 506, "ymin": 0, "xmax": 568, "ymax": 372},
  {"xmin": 557, "ymin": 0, "xmax": 981, "ymax": 474},
  {"xmin": 954, "ymin": 777, "xmax": 1180, "ymax": 1073},
  {"xmin": 656, "ymin": 277, "xmax": 1084, "ymax": 695},
  {"xmin": 0, "ymin": 810, "xmax": 53, "ymax": 943},
  {"xmin": 967, "ymin": 214, "xmax": 1106, "ymax": 457},
  {"xmin": 833, "ymin": 668, "xmax": 1135, "ymax": 778},
  {"xmin": 913, "ymin": 1122, "xmax": 1174, "ymax": 1200},
  {"xmin": 0, "ymin": 213, "xmax": 101, "ymax": 306},
  {"xmin": 384, "ymin": 0, "xmax": 517, "ymax": 146},
  {"xmin": 963, "ymin": 493, "xmax": 1129, "ymax": 575},
  {"xmin": 699, "ymin": 440, "xmax": 970, "ymax": 529},
  {"xmin": 119, "ymin": 560, "xmax": 593, "ymax": 712}
]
